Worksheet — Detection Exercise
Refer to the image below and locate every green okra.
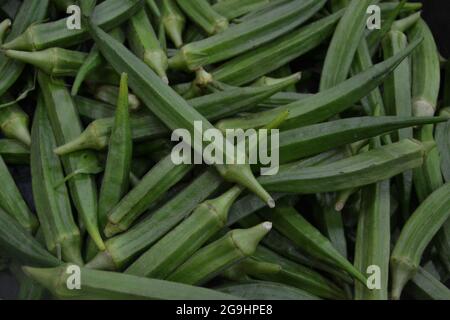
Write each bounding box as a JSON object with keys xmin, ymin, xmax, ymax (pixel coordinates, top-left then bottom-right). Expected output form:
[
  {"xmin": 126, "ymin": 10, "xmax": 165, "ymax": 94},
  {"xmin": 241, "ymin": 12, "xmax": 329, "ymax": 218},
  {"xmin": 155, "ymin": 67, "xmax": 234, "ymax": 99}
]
[
  {"xmin": 2, "ymin": 0, "xmax": 142, "ymax": 51},
  {"xmin": 162, "ymin": 0, "xmax": 185, "ymax": 48},
  {"xmin": 0, "ymin": 0, "xmax": 49, "ymax": 97},
  {"xmin": 216, "ymin": 38, "xmax": 422, "ymax": 131},
  {"xmin": 98, "ymin": 74, "xmax": 132, "ymax": 230},
  {"xmin": 37, "ymin": 72, "xmax": 104, "ymax": 251},
  {"xmin": 50, "ymin": 0, "xmax": 73, "ymax": 11},
  {"xmin": 436, "ymin": 108, "xmax": 450, "ymax": 183},
  {"xmin": 0, "ymin": 97, "xmax": 31, "ymax": 146},
  {"xmin": 145, "ymin": 0, "xmax": 160, "ymax": 18},
  {"xmin": 259, "ymin": 139, "xmax": 432, "ymax": 194},
  {"xmin": 31, "ymin": 96, "xmax": 83, "ymax": 265},
  {"xmin": 259, "ymin": 206, "xmax": 365, "ymax": 284},
  {"xmin": 128, "ymin": 9, "xmax": 168, "ymax": 83},
  {"xmin": 0, "ymin": 18, "xmax": 11, "ymax": 43},
  {"xmin": 167, "ymin": 222, "xmax": 272, "ymax": 285},
  {"xmin": 94, "ymin": 85, "xmax": 141, "ymax": 112},
  {"xmin": 277, "ymin": 116, "xmax": 445, "ymax": 164},
  {"xmin": 0, "ymin": 155, "xmax": 37, "ymax": 233},
  {"xmin": 176, "ymin": 0, "xmax": 228, "ymax": 35},
  {"xmin": 24, "ymin": 264, "xmax": 238, "ymax": 300},
  {"xmin": 212, "ymin": 0, "xmax": 269, "ymax": 20},
  {"xmin": 0, "ymin": 207, "xmax": 60, "ymax": 267},
  {"xmin": 391, "ymin": 183, "xmax": 450, "ymax": 300},
  {"xmin": 125, "ymin": 186, "xmax": 243, "ymax": 278},
  {"xmin": 104, "ymin": 154, "xmax": 193, "ymax": 237},
  {"xmin": 217, "ymin": 281, "xmax": 319, "ymax": 300},
  {"xmin": 0, "ymin": 139, "xmax": 29, "ymax": 165},
  {"xmin": 74, "ymin": 96, "xmax": 116, "ymax": 120},
  {"xmin": 10, "ymin": 261, "xmax": 47, "ymax": 300},
  {"xmin": 169, "ymin": 0, "xmax": 327, "ymax": 71},
  {"xmin": 406, "ymin": 267, "xmax": 450, "ymax": 300},
  {"xmin": 320, "ymin": 0, "xmax": 376, "ymax": 91},
  {"xmin": 212, "ymin": 10, "xmax": 342, "ymax": 86},
  {"xmin": 87, "ymin": 170, "xmax": 222, "ymax": 271},
  {"xmin": 391, "ymin": 11, "xmax": 422, "ymax": 33}
]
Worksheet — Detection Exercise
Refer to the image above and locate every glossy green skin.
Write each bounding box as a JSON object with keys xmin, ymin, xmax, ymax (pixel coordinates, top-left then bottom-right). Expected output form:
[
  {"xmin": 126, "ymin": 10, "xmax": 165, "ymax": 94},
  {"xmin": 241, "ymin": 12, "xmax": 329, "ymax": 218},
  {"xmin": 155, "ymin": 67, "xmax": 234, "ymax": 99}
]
[
  {"xmin": 0, "ymin": 99, "xmax": 30, "ymax": 146},
  {"xmin": 161, "ymin": 0, "xmax": 186, "ymax": 48},
  {"xmin": 105, "ymin": 154, "xmax": 192, "ymax": 237},
  {"xmin": 0, "ymin": 139, "xmax": 29, "ymax": 165},
  {"xmin": 259, "ymin": 206, "xmax": 365, "ymax": 284},
  {"xmin": 176, "ymin": 0, "xmax": 228, "ymax": 35},
  {"xmin": 217, "ymin": 39, "xmax": 422, "ymax": 131},
  {"xmin": 217, "ymin": 281, "xmax": 319, "ymax": 300},
  {"xmin": 3, "ymin": 0, "xmax": 142, "ymax": 51},
  {"xmin": 391, "ymin": 183, "xmax": 450, "ymax": 299},
  {"xmin": 98, "ymin": 74, "xmax": 132, "ymax": 230},
  {"xmin": 31, "ymin": 97, "xmax": 83, "ymax": 265},
  {"xmin": 319, "ymin": 0, "xmax": 375, "ymax": 91},
  {"xmin": 260, "ymin": 139, "xmax": 427, "ymax": 193},
  {"xmin": 0, "ymin": 207, "xmax": 60, "ymax": 267},
  {"xmin": 171, "ymin": 0, "xmax": 326, "ymax": 70},
  {"xmin": 213, "ymin": 10, "xmax": 341, "ymax": 86},
  {"xmin": 37, "ymin": 72, "xmax": 104, "ymax": 251},
  {"xmin": 0, "ymin": 0, "xmax": 49, "ymax": 96},
  {"xmin": 25, "ymin": 265, "xmax": 238, "ymax": 300},
  {"xmin": 213, "ymin": 0, "xmax": 269, "ymax": 20},
  {"xmin": 96, "ymin": 170, "xmax": 222, "ymax": 270},
  {"xmin": 0, "ymin": 155, "xmax": 37, "ymax": 233}
]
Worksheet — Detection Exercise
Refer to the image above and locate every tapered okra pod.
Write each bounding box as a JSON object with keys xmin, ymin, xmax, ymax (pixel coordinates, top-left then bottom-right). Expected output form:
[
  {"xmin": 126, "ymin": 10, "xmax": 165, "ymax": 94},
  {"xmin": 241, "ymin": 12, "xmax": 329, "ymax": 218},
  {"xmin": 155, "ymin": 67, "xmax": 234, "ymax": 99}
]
[
  {"xmin": 0, "ymin": 0, "xmax": 49, "ymax": 97},
  {"xmin": 391, "ymin": 183, "xmax": 450, "ymax": 300},
  {"xmin": 87, "ymin": 21, "xmax": 275, "ymax": 208},
  {"xmin": 87, "ymin": 170, "xmax": 222, "ymax": 271},
  {"xmin": 24, "ymin": 264, "xmax": 238, "ymax": 300},
  {"xmin": 0, "ymin": 139, "xmax": 29, "ymax": 165},
  {"xmin": 31, "ymin": 97, "xmax": 83, "ymax": 265},
  {"xmin": 2, "ymin": 0, "xmax": 142, "ymax": 51},
  {"xmin": 176, "ymin": 0, "xmax": 228, "ymax": 35},
  {"xmin": 128, "ymin": 9, "xmax": 168, "ymax": 83},
  {"xmin": 406, "ymin": 267, "xmax": 450, "ymax": 300},
  {"xmin": 125, "ymin": 186, "xmax": 243, "ymax": 278},
  {"xmin": 0, "ymin": 19, "xmax": 11, "ymax": 43},
  {"xmin": 162, "ymin": 0, "xmax": 185, "ymax": 48},
  {"xmin": 212, "ymin": 0, "xmax": 270, "ymax": 20},
  {"xmin": 0, "ymin": 97, "xmax": 31, "ymax": 146},
  {"xmin": 212, "ymin": 10, "xmax": 341, "ymax": 86},
  {"xmin": 98, "ymin": 74, "xmax": 132, "ymax": 230},
  {"xmin": 169, "ymin": 0, "xmax": 326, "ymax": 71},
  {"xmin": 167, "ymin": 222, "xmax": 272, "ymax": 285},
  {"xmin": 37, "ymin": 72, "xmax": 104, "ymax": 251}
]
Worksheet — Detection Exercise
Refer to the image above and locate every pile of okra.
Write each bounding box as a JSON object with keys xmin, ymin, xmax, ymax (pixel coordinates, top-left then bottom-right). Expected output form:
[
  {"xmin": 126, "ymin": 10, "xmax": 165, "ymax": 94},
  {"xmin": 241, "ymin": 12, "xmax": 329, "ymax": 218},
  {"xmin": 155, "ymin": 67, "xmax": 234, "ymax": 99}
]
[{"xmin": 0, "ymin": 0, "xmax": 449, "ymax": 301}]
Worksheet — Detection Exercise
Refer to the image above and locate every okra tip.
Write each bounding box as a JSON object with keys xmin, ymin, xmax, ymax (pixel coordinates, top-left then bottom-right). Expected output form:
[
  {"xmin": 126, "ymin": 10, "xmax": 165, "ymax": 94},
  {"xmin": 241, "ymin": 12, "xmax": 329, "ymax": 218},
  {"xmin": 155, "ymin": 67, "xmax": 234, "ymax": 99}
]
[
  {"xmin": 390, "ymin": 257, "xmax": 416, "ymax": 300},
  {"xmin": 22, "ymin": 266, "xmax": 56, "ymax": 288},
  {"xmin": 13, "ymin": 125, "xmax": 32, "ymax": 147},
  {"xmin": 231, "ymin": 222, "xmax": 273, "ymax": 256},
  {"xmin": 1, "ymin": 30, "xmax": 32, "ymax": 51},
  {"xmin": 413, "ymin": 99, "xmax": 436, "ymax": 117},
  {"xmin": 86, "ymin": 250, "xmax": 116, "ymax": 271}
]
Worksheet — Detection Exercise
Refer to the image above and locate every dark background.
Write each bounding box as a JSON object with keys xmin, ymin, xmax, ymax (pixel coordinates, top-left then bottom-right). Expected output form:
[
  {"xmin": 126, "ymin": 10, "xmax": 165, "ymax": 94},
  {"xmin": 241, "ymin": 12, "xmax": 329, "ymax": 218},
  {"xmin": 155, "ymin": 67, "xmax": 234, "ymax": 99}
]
[{"xmin": 1, "ymin": 0, "xmax": 450, "ymax": 300}]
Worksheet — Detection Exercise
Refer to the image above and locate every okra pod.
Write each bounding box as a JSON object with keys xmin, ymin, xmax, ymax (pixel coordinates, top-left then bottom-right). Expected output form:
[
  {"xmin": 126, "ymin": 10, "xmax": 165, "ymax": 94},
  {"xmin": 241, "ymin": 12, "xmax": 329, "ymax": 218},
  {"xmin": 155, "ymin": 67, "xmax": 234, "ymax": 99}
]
[
  {"xmin": 37, "ymin": 72, "xmax": 104, "ymax": 250},
  {"xmin": 161, "ymin": 0, "xmax": 185, "ymax": 48},
  {"xmin": 0, "ymin": 18, "xmax": 11, "ymax": 43},
  {"xmin": 176, "ymin": 0, "xmax": 228, "ymax": 35},
  {"xmin": 436, "ymin": 108, "xmax": 450, "ymax": 183},
  {"xmin": 31, "ymin": 96, "xmax": 83, "ymax": 265},
  {"xmin": 125, "ymin": 186, "xmax": 243, "ymax": 278},
  {"xmin": 212, "ymin": 10, "xmax": 341, "ymax": 86},
  {"xmin": 167, "ymin": 222, "xmax": 272, "ymax": 285},
  {"xmin": 24, "ymin": 264, "xmax": 238, "ymax": 300},
  {"xmin": 406, "ymin": 267, "xmax": 450, "ymax": 300},
  {"xmin": 87, "ymin": 22, "xmax": 276, "ymax": 207},
  {"xmin": 98, "ymin": 74, "xmax": 132, "ymax": 230},
  {"xmin": 0, "ymin": 139, "xmax": 29, "ymax": 165},
  {"xmin": 87, "ymin": 170, "xmax": 222, "ymax": 271},
  {"xmin": 0, "ymin": 97, "xmax": 31, "ymax": 146},
  {"xmin": 212, "ymin": 0, "xmax": 270, "ymax": 20},
  {"xmin": 2, "ymin": 0, "xmax": 142, "ymax": 51},
  {"xmin": 169, "ymin": 0, "xmax": 326, "ymax": 71},
  {"xmin": 391, "ymin": 183, "xmax": 450, "ymax": 300},
  {"xmin": 94, "ymin": 85, "xmax": 141, "ymax": 112}
]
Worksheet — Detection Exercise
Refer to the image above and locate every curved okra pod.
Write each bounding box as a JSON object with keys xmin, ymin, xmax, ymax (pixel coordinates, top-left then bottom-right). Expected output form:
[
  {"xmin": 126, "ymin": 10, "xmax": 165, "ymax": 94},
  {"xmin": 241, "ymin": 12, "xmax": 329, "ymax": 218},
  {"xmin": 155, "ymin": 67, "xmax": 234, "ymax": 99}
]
[
  {"xmin": 176, "ymin": 0, "xmax": 228, "ymax": 35},
  {"xmin": 2, "ymin": 0, "xmax": 143, "ymax": 51},
  {"xmin": 0, "ymin": 97, "xmax": 31, "ymax": 146},
  {"xmin": 0, "ymin": 207, "xmax": 60, "ymax": 267},
  {"xmin": 169, "ymin": 0, "xmax": 327, "ymax": 71},
  {"xmin": 98, "ymin": 74, "xmax": 132, "ymax": 230},
  {"xmin": 162, "ymin": 0, "xmax": 185, "ymax": 48},
  {"xmin": 23, "ymin": 264, "xmax": 238, "ymax": 300},
  {"xmin": 125, "ymin": 186, "xmax": 243, "ymax": 278},
  {"xmin": 128, "ymin": 9, "xmax": 168, "ymax": 83},
  {"xmin": 216, "ymin": 38, "xmax": 422, "ymax": 131},
  {"xmin": 259, "ymin": 139, "xmax": 433, "ymax": 194},
  {"xmin": 87, "ymin": 22, "xmax": 276, "ymax": 208},
  {"xmin": 212, "ymin": 10, "xmax": 342, "ymax": 86},
  {"xmin": 167, "ymin": 222, "xmax": 272, "ymax": 285},
  {"xmin": 37, "ymin": 72, "xmax": 104, "ymax": 251},
  {"xmin": 87, "ymin": 170, "xmax": 222, "ymax": 271},
  {"xmin": 30, "ymin": 97, "xmax": 83, "ymax": 265},
  {"xmin": 0, "ymin": 0, "xmax": 49, "ymax": 97},
  {"xmin": 391, "ymin": 183, "xmax": 450, "ymax": 300},
  {"xmin": 319, "ymin": 0, "xmax": 374, "ymax": 91}
]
